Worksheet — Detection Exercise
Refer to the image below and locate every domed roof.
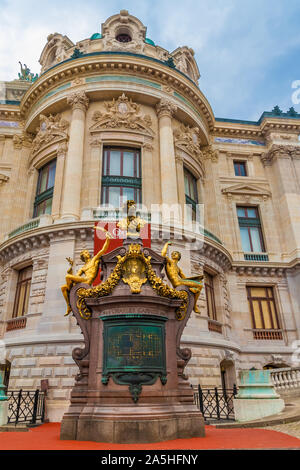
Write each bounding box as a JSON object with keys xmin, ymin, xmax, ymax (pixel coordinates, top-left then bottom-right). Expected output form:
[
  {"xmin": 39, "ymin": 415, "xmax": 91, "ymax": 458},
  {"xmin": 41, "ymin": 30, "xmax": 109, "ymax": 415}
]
[
  {"xmin": 145, "ymin": 37, "xmax": 155, "ymax": 46},
  {"xmin": 90, "ymin": 33, "xmax": 102, "ymax": 40}
]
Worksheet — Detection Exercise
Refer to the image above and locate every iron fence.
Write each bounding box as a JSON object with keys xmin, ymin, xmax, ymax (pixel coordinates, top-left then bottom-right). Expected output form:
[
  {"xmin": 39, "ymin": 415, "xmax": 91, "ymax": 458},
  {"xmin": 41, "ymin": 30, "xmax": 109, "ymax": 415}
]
[
  {"xmin": 7, "ymin": 389, "xmax": 45, "ymax": 425},
  {"xmin": 194, "ymin": 385, "xmax": 238, "ymax": 421}
]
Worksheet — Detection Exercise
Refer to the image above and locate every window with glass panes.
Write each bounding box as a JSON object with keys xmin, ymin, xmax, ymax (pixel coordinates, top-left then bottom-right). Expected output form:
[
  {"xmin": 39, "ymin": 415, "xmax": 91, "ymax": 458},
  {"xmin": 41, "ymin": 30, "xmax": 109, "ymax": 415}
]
[
  {"xmin": 12, "ymin": 266, "xmax": 32, "ymax": 318},
  {"xmin": 234, "ymin": 160, "xmax": 247, "ymax": 176},
  {"xmin": 101, "ymin": 148, "xmax": 141, "ymax": 206},
  {"xmin": 247, "ymin": 286, "xmax": 280, "ymax": 330},
  {"xmin": 205, "ymin": 272, "xmax": 217, "ymax": 320},
  {"xmin": 237, "ymin": 206, "xmax": 265, "ymax": 253},
  {"xmin": 184, "ymin": 168, "xmax": 198, "ymax": 221},
  {"xmin": 33, "ymin": 160, "xmax": 56, "ymax": 217}
]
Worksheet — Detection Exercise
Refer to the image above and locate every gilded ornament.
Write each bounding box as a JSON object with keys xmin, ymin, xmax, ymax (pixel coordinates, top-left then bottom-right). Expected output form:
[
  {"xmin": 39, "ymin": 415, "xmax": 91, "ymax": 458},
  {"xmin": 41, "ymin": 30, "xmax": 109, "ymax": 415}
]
[
  {"xmin": 117, "ymin": 200, "xmax": 146, "ymax": 238},
  {"xmin": 161, "ymin": 241, "xmax": 203, "ymax": 314},
  {"xmin": 61, "ymin": 228, "xmax": 111, "ymax": 316}
]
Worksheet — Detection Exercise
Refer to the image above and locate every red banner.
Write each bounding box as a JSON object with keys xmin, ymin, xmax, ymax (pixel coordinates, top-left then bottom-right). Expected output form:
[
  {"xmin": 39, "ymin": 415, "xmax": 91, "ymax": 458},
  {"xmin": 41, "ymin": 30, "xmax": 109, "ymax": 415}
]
[{"xmin": 93, "ymin": 221, "xmax": 151, "ymax": 285}]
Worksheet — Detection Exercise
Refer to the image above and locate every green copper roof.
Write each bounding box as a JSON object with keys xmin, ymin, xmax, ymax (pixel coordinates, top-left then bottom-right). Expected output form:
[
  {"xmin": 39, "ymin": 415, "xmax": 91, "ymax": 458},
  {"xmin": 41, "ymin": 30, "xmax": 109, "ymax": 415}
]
[
  {"xmin": 145, "ymin": 37, "xmax": 155, "ymax": 46},
  {"xmin": 90, "ymin": 33, "xmax": 102, "ymax": 40}
]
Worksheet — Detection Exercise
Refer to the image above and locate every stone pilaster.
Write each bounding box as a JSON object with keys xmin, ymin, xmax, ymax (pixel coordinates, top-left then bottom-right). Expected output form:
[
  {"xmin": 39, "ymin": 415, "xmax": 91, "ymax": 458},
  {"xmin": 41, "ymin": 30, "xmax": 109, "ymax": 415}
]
[
  {"xmin": 24, "ymin": 166, "xmax": 39, "ymax": 220},
  {"xmin": 142, "ymin": 142, "xmax": 155, "ymax": 209},
  {"xmin": 87, "ymin": 137, "xmax": 102, "ymax": 209},
  {"xmin": 262, "ymin": 144, "xmax": 300, "ymax": 255},
  {"xmin": 156, "ymin": 99, "xmax": 179, "ymax": 223},
  {"xmin": 175, "ymin": 153, "xmax": 185, "ymax": 222},
  {"xmin": 60, "ymin": 91, "xmax": 89, "ymax": 220},
  {"xmin": 52, "ymin": 142, "xmax": 68, "ymax": 220}
]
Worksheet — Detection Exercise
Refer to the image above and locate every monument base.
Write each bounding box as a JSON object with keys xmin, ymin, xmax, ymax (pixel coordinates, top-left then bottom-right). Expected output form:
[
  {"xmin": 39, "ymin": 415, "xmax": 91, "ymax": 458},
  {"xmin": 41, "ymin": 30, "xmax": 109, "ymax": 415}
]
[
  {"xmin": 234, "ymin": 397, "xmax": 285, "ymax": 422},
  {"xmin": 61, "ymin": 410, "xmax": 205, "ymax": 443}
]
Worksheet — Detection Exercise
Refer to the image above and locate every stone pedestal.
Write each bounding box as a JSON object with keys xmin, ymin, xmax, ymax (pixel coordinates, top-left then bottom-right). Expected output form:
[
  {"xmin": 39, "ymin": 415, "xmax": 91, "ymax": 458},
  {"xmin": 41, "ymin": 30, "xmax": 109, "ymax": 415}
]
[
  {"xmin": 234, "ymin": 370, "xmax": 285, "ymax": 422},
  {"xmin": 60, "ymin": 240, "xmax": 205, "ymax": 443}
]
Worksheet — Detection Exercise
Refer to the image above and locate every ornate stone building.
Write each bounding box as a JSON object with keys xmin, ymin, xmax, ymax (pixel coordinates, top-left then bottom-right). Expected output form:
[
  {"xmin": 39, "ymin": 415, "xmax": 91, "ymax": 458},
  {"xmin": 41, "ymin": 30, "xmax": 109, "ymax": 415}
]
[{"xmin": 0, "ymin": 11, "xmax": 300, "ymax": 421}]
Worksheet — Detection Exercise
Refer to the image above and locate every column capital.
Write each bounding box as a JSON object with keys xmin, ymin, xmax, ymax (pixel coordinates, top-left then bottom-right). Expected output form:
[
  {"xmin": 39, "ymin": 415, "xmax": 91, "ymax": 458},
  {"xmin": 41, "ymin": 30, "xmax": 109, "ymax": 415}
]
[
  {"xmin": 67, "ymin": 91, "xmax": 89, "ymax": 112},
  {"xmin": 156, "ymin": 98, "xmax": 177, "ymax": 118}
]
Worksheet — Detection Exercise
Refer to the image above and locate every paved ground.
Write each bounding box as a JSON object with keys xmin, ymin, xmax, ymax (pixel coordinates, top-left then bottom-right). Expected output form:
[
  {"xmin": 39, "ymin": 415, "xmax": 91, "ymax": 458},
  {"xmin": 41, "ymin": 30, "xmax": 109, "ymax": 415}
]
[
  {"xmin": 264, "ymin": 421, "xmax": 300, "ymax": 440},
  {"xmin": 0, "ymin": 423, "xmax": 299, "ymax": 450}
]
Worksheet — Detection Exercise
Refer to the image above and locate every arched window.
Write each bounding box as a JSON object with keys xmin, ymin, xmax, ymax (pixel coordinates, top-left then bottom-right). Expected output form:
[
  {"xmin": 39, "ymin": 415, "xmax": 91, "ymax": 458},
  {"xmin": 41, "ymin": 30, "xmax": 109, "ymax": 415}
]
[
  {"xmin": 33, "ymin": 159, "xmax": 56, "ymax": 217},
  {"xmin": 184, "ymin": 168, "xmax": 198, "ymax": 221}
]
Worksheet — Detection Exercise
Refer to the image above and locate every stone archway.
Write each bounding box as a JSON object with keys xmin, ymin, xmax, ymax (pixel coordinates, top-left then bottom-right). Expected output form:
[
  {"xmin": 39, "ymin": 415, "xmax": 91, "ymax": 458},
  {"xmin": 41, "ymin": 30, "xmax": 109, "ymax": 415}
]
[{"xmin": 220, "ymin": 359, "xmax": 237, "ymax": 390}]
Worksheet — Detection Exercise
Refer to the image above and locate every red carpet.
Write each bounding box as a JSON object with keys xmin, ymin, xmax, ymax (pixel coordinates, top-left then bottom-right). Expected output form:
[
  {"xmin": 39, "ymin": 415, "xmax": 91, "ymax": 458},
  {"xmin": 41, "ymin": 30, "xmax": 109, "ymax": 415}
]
[{"xmin": 0, "ymin": 423, "xmax": 299, "ymax": 450}]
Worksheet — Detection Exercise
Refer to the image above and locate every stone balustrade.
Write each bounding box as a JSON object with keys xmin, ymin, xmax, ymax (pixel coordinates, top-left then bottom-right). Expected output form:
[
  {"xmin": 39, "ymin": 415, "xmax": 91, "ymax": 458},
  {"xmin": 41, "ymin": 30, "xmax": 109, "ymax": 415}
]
[{"xmin": 270, "ymin": 367, "xmax": 300, "ymax": 394}]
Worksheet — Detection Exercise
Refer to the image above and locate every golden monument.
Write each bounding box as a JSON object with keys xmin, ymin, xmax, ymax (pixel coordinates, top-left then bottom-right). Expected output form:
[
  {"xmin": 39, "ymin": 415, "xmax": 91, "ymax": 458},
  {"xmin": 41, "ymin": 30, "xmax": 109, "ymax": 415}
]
[
  {"xmin": 117, "ymin": 200, "xmax": 146, "ymax": 238},
  {"xmin": 61, "ymin": 228, "xmax": 111, "ymax": 315},
  {"xmin": 161, "ymin": 241, "xmax": 203, "ymax": 313}
]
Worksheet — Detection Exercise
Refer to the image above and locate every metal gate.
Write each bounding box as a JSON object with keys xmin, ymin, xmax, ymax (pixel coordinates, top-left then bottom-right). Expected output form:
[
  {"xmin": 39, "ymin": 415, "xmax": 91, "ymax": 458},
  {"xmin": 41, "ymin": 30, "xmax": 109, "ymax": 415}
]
[
  {"xmin": 194, "ymin": 385, "xmax": 238, "ymax": 421},
  {"xmin": 7, "ymin": 389, "xmax": 45, "ymax": 425}
]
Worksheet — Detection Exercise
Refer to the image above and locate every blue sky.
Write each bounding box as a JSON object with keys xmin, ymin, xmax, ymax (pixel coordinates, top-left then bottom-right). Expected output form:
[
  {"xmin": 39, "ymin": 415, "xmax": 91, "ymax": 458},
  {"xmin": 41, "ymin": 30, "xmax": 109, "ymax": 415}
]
[{"xmin": 1, "ymin": 0, "xmax": 300, "ymax": 121}]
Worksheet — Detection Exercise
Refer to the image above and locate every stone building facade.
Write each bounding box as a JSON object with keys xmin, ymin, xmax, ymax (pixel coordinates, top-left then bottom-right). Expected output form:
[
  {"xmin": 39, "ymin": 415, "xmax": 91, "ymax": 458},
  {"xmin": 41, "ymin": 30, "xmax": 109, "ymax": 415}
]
[{"xmin": 0, "ymin": 11, "xmax": 300, "ymax": 421}]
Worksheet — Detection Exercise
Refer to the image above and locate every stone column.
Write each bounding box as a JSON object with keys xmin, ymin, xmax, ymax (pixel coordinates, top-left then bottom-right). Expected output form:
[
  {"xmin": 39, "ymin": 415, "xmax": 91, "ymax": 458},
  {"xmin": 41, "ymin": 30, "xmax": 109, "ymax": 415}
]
[
  {"xmin": 61, "ymin": 91, "xmax": 89, "ymax": 220},
  {"xmin": 88, "ymin": 137, "xmax": 102, "ymax": 210},
  {"xmin": 52, "ymin": 142, "xmax": 67, "ymax": 221},
  {"xmin": 142, "ymin": 143, "xmax": 155, "ymax": 209},
  {"xmin": 156, "ymin": 99, "xmax": 179, "ymax": 224}
]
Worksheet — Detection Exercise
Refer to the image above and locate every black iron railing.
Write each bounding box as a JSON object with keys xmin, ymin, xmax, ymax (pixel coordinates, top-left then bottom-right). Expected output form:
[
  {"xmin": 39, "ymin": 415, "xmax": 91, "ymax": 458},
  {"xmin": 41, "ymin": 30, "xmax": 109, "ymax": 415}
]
[
  {"xmin": 7, "ymin": 389, "xmax": 45, "ymax": 425},
  {"xmin": 194, "ymin": 385, "xmax": 238, "ymax": 421}
]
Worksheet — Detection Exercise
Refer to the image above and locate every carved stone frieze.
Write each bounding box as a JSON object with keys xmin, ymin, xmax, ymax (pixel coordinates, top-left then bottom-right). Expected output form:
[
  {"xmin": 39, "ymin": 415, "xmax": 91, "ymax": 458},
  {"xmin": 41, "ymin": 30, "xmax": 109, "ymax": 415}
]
[
  {"xmin": 90, "ymin": 93, "xmax": 153, "ymax": 135},
  {"xmin": 173, "ymin": 123, "xmax": 202, "ymax": 160},
  {"xmin": 31, "ymin": 114, "xmax": 69, "ymax": 155}
]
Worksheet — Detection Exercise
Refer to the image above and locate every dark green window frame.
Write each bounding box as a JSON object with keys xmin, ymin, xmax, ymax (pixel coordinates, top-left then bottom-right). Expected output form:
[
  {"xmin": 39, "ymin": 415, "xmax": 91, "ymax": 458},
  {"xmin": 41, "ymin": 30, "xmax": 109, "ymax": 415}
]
[
  {"xmin": 101, "ymin": 147, "xmax": 142, "ymax": 205},
  {"xmin": 33, "ymin": 160, "xmax": 56, "ymax": 217}
]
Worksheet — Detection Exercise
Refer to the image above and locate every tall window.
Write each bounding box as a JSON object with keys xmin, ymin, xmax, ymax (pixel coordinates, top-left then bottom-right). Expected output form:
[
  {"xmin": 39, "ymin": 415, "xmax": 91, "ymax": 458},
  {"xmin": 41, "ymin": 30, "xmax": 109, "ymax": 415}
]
[
  {"xmin": 205, "ymin": 272, "xmax": 217, "ymax": 320},
  {"xmin": 12, "ymin": 266, "xmax": 32, "ymax": 318},
  {"xmin": 234, "ymin": 160, "xmax": 247, "ymax": 176},
  {"xmin": 33, "ymin": 160, "xmax": 56, "ymax": 217},
  {"xmin": 247, "ymin": 286, "xmax": 282, "ymax": 339},
  {"xmin": 101, "ymin": 147, "xmax": 141, "ymax": 206},
  {"xmin": 237, "ymin": 206, "xmax": 265, "ymax": 253},
  {"xmin": 184, "ymin": 168, "xmax": 198, "ymax": 221}
]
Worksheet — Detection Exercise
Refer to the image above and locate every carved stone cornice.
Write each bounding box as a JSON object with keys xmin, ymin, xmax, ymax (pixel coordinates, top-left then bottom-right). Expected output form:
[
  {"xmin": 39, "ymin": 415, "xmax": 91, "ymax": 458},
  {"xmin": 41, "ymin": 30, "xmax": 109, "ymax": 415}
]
[
  {"xmin": 67, "ymin": 91, "xmax": 89, "ymax": 112},
  {"xmin": 90, "ymin": 93, "xmax": 153, "ymax": 136},
  {"xmin": 0, "ymin": 224, "xmax": 94, "ymax": 263},
  {"xmin": 156, "ymin": 98, "xmax": 177, "ymax": 118},
  {"xmin": 202, "ymin": 144, "xmax": 218, "ymax": 163},
  {"xmin": 261, "ymin": 144, "xmax": 300, "ymax": 166},
  {"xmin": 31, "ymin": 113, "xmax": 69, "ymax": 155},
  {"xmin": 233, "ymin": 265, "xmax": 285, "ymax": 278},
  {"xmin": 221, "ymin": 183, "xmax": 271, "ymax": 199}
]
